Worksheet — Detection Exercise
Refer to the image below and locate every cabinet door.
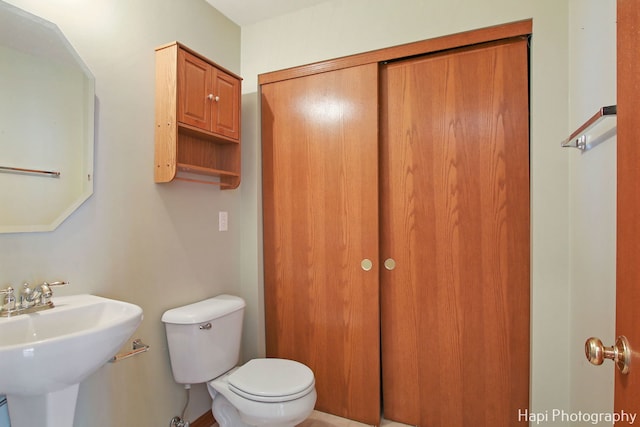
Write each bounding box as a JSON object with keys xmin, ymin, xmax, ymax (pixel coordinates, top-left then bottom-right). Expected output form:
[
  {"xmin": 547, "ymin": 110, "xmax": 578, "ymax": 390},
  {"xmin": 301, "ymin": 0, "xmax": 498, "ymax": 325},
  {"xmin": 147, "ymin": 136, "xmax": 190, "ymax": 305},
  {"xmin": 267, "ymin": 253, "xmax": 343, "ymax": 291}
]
[
  {"xmin": 262, "ymin": 63, "xmax": 380, "ymax": 425},
  {"xmin": 178, "ymin": 49, "xmax": 212, "ymax": 131},
  {"xmin": 212, "ymin": 68, "xmax": 240, "ymax": 140},
  {"xmin": 380, "ymin": 38, "xmax": 530, "ymax": 427}
]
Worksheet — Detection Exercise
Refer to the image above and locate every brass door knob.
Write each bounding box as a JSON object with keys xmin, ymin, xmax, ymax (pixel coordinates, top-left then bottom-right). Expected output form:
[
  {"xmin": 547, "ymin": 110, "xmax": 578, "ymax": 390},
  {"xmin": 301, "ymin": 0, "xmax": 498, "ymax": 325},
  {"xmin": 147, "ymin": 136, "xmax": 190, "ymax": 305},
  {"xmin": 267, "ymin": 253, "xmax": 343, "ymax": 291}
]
[{"xmin": 585, "ymin": 335, "xmax": 630, "ymax": 375}]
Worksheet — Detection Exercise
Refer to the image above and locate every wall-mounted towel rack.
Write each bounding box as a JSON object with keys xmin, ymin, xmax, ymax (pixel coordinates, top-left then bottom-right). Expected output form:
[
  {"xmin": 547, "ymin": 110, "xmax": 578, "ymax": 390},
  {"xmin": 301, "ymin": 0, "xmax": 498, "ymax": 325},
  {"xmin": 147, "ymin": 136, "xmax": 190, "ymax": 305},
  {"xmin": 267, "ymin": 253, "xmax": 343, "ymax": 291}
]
[
  {"xmin": 561, "ymin": 105, "xmax": 617, "ymax": 150},
  {"xmin": 110, "ymin": 339, "xmax": 149, "ymax": 363},
  {"xmin": 0, "ymin": 165, "xmax": 61, "ymax": 177}
]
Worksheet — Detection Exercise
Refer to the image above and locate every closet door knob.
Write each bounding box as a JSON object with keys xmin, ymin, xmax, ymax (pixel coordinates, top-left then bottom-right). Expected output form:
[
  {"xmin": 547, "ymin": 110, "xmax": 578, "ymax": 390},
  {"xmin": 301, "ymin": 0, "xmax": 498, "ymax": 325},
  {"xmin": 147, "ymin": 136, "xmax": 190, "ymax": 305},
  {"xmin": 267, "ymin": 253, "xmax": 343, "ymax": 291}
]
[
  {"xmin": 384, "ymin": 258, "xmax": 396, "ymax": 270},
  {"xmin": 361, "ymin": 259, "xmax": 373, "ymax": 271}
]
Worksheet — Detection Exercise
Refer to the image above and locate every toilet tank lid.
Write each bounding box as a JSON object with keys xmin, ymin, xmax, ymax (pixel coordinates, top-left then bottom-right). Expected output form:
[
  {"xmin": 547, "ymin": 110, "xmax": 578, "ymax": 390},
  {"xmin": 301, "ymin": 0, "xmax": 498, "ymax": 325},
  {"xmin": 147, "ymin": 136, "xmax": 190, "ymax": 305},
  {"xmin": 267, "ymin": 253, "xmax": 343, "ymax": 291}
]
[{"xmin": 161, "ymin": 294, "xmax": 245, "ymax": 324}]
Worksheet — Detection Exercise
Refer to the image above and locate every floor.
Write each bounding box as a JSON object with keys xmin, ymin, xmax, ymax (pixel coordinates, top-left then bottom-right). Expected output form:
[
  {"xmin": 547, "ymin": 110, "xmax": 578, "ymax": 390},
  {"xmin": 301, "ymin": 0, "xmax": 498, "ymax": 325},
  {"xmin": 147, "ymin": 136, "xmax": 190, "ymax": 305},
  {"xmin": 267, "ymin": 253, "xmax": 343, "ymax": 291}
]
[
  {"xmin": 209, "ymin": 411, "xmax": 411, "ymax": 427},
  {"xmin": 298, "ymin": 411, "xmax": 411, "ymax": 427}
]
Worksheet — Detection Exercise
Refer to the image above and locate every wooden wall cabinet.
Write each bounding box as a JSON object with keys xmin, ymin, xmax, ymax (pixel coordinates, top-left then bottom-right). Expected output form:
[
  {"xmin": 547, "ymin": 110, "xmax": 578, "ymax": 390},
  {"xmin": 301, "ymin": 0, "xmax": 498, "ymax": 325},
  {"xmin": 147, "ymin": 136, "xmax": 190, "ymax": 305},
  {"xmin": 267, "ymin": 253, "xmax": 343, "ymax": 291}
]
[{"xmin": 155, "ymin": 42, "xmax": 242, "ymax": 188}]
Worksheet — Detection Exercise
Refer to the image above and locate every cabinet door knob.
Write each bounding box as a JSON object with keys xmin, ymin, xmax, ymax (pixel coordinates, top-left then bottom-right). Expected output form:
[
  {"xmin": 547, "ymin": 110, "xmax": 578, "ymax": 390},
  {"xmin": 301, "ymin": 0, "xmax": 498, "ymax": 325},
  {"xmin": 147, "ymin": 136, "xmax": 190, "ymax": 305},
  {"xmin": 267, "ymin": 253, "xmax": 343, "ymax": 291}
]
[
  {"xmin": 214, "ymin": 95, "xmax": 220, "ymax": 102},
  {"xmin": 208, "ymin": 93, "xmax": 214, "ymax": 100},
  {"xmin": 361, "ymin": 259, "xmax": 373, "ymax": 271}
]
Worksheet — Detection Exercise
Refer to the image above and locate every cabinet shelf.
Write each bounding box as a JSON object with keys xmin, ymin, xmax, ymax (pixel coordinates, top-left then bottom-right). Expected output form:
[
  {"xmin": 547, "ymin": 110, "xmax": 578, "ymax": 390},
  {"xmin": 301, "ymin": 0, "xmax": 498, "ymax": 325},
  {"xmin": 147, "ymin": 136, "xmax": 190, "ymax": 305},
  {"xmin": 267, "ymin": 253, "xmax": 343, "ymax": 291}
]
[{"xmin": 154, "ymin": 42, "xmax": 242, "ymax": 189}]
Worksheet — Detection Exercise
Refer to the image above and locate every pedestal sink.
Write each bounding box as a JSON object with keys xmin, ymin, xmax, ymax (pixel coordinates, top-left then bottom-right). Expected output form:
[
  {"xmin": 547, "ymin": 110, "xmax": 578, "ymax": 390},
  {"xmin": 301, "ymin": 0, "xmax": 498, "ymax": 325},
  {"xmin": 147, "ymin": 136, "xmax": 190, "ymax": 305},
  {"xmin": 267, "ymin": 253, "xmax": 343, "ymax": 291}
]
[{"xmin": 0, "ymin": 294, "xmax": 143, "ymax": 427}]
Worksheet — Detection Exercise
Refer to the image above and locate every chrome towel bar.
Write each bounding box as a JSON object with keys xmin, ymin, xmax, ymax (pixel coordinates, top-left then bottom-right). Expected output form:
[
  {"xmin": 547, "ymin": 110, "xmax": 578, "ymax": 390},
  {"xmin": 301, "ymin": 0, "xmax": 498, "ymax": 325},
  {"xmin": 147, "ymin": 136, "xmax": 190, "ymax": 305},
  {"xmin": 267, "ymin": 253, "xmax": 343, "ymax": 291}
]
[
  {"xmin": 561, "ymin": 105, "xmax": 616, "ymax": 150},
  {"xmin": 0, "ymin": 165, "xmax": 61, "ymax": 177},
  {"xmin": 110, "ymin": 339, "xmax": 150, "ymax": 363}
]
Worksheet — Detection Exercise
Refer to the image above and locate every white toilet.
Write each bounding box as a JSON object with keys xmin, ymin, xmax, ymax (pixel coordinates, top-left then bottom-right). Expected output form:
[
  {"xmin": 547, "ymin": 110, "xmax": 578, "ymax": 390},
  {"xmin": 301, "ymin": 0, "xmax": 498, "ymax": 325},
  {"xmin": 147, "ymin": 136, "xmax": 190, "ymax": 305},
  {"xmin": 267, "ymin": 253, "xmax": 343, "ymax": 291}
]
[{"xmin": 162, "ymin": 295, "xmax": 317, "ymax": 427}]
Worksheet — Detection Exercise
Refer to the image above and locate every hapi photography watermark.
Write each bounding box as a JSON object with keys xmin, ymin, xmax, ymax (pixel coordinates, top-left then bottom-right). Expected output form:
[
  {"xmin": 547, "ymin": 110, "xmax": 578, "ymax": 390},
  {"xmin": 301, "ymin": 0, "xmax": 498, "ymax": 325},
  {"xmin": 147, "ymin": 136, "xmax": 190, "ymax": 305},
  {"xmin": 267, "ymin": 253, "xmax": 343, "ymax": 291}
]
[{"xmin": 519, "ymin": 409, "xmax": 638, "ymax": 425}]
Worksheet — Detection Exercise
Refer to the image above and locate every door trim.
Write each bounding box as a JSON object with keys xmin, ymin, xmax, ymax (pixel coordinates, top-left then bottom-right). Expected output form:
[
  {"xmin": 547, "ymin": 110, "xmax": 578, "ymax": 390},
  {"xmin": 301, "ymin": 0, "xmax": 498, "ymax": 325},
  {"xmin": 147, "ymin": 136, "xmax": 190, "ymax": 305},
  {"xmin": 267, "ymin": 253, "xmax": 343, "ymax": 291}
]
[
  {"xmin": 615, "ymin": 0, "xmax": 640, "ymax": 413},
  {"xmin": 258, "ymin": 19, "xmax": 531, "ymax": 85}
]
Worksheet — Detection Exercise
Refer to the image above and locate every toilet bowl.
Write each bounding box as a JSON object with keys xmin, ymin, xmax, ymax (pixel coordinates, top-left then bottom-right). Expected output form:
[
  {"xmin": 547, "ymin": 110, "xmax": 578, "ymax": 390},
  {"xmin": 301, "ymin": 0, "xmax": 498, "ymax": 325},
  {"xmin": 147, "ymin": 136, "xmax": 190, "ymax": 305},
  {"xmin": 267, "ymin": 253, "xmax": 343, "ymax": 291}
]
[
  {"xmin": 207, "ymin": 359, "xmax": 316, "ymax": 427},
  {"xmin": 162, "ymin": 295, "xmax": 317, "ymax": 427}
]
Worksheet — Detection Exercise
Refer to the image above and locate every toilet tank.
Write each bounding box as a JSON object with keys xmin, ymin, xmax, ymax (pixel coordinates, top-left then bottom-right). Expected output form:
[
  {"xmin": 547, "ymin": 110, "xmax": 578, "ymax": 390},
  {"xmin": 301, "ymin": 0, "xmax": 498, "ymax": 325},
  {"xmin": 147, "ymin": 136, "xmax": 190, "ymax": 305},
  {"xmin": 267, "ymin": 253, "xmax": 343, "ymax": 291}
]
[{"xmin": 162, "ymin": 294, "xmax": 245, "ymax": 384}]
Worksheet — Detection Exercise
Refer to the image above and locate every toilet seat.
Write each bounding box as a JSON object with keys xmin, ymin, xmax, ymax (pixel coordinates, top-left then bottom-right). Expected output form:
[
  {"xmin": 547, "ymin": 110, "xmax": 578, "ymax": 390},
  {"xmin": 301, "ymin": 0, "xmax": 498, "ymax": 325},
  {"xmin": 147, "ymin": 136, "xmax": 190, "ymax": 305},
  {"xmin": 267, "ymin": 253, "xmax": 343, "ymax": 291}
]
[{"xmin": 227, "ymin": 359, "xmax": 315, "ymax": 403}]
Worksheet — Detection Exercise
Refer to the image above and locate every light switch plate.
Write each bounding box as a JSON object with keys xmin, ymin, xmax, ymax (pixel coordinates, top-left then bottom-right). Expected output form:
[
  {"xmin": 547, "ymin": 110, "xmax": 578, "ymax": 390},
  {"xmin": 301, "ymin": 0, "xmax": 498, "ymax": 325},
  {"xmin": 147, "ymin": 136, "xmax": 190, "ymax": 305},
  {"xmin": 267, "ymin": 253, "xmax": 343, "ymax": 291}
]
[{"xmin": 219, "ymin": 211, "xmax": 228, "ymax": 231}]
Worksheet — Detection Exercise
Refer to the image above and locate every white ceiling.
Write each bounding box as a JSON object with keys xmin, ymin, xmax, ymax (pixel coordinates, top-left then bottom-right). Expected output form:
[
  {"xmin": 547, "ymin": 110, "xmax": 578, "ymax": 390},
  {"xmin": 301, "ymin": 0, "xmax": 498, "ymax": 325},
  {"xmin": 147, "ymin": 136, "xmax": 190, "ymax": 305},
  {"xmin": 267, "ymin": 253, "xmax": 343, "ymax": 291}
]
[{"xmin": 205, "ymin": 0, "xmax": 328, "ymax": 26}]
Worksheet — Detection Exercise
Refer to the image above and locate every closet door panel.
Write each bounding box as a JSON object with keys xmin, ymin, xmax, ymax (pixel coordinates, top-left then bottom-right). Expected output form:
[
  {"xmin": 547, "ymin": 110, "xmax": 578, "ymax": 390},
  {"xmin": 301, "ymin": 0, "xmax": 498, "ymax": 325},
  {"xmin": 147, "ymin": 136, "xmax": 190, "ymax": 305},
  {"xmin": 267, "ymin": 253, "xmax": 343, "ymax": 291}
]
[
  {"xmin": 380, "ymin": 38, "xmax": 530, "ymax": 427},
  {"xmin": 261, "ymin": 63, "xmax": 380, "ymax": 425}
]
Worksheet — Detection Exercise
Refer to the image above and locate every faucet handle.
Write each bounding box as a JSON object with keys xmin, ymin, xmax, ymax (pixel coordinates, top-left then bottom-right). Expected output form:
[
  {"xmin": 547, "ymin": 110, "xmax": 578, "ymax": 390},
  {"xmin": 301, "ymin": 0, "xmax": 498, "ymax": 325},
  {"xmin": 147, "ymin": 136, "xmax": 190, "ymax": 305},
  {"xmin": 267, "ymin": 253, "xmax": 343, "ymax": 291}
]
[
  {"xmin": 0, "ymin": 286, "xmax": 16, "ymax": 312},
  {"xmin": 40, "ymin": 280, "xmax": 69, "ymax": 288},
  {"xmin": 44, "ymin": 281, "xmax": 69, "ymax": 288},
  {"xmin": 39, "ymin": 281, "xmax": 68, "ymax": 305}
]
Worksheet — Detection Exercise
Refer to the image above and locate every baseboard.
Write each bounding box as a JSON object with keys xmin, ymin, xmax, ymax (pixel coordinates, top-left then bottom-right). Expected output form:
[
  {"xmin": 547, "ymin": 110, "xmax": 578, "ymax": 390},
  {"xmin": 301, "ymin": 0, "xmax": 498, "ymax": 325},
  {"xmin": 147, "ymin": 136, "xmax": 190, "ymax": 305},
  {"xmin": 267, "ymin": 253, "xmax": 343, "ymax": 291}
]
[{"xmin": 191, "ymin": 410, "xmax": 215, "ymax": 427}]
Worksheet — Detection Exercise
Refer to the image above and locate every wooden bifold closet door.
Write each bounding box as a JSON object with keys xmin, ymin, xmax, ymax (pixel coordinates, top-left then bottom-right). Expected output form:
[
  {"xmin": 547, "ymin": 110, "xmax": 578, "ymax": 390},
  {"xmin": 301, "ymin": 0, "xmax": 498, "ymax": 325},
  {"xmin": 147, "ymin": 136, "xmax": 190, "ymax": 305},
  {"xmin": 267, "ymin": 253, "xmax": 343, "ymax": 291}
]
[{"xmin": 261, "ymin": 25, "xmax": 530, "ymax": 427}]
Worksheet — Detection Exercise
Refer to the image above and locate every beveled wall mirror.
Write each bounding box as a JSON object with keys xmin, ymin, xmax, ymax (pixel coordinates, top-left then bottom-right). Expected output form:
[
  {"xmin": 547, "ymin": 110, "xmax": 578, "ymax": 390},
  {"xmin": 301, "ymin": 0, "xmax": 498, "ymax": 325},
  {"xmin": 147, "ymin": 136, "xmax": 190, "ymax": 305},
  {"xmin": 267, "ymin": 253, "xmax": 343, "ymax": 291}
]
[{"xmin": 0, "ymin": 1, "xmax": 95, "ymax": 233}]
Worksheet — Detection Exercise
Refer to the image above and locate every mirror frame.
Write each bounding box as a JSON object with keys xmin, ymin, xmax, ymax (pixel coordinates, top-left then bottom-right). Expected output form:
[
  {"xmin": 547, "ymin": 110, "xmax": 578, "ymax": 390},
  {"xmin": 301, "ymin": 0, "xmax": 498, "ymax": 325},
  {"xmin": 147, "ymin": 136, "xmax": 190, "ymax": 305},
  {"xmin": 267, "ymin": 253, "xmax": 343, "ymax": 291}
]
[{"xmin": 0, "ymin": 1, "xmax": 95, "ymax": 233}]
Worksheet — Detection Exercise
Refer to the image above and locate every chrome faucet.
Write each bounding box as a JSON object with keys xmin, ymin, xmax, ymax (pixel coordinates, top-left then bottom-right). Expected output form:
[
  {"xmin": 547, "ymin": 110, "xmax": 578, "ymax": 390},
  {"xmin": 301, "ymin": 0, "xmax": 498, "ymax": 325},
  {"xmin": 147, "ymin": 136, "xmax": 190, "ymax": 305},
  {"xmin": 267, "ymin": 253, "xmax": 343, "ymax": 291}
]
[
  {"xmin": 20, "ymin": 282, "xmax": 39, "ymax": 308},
  {"xmin": 1, "ymin": 281, "xmax": 68, "ymax": 317}
]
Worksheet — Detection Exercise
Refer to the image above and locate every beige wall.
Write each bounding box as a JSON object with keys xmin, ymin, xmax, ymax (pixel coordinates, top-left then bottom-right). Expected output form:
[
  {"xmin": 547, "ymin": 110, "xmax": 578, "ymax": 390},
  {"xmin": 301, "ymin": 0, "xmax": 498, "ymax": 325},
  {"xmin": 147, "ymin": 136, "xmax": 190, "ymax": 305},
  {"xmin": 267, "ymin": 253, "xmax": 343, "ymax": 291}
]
[
  {"xmin": 567, "ymin": 0, "xmax": 617, "ymax": 421},
  {"xmin": 240, "ymin": 0, "xmax": 574, "ymax": 424},
  {"xmin": 1, "ymin": 0, "xmax": 242, "ymax": 425}
]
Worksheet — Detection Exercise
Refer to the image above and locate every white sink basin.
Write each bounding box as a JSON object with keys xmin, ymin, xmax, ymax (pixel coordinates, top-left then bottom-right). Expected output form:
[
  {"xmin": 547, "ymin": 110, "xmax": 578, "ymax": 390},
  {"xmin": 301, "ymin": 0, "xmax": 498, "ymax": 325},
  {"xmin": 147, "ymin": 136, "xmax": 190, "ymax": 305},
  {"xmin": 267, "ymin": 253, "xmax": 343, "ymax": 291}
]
[{"xmin": 0, "ymin": 294, "xmax": 143, "ymax": 427}]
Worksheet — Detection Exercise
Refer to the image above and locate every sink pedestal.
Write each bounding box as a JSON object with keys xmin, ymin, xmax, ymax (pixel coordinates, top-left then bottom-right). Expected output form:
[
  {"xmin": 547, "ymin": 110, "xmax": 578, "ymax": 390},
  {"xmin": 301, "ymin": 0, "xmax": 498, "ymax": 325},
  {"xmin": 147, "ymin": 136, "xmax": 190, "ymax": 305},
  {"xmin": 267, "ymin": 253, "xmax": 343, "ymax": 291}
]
[{"xmin": 7, "ymin": 384, "xmax": 79, "ymax": 427}]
